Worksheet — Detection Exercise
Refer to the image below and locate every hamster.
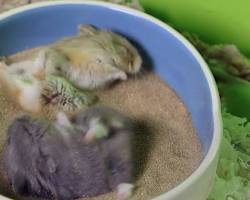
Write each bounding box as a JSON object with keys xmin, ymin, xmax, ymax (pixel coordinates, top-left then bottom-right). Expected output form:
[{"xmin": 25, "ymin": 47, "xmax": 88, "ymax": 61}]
[
  {"xmin": 41, "ymin": 24, "xmax": 142, "ymax": 90},
  {"xmin": 3, "ymin": 106, "xmax": 134, "ymax": 200},
  {"xmin": 0, "ymin": 60, "xmax": 44, "ymax": 113},
  {"xmin": 0, "ymin": 61, "xmax": 97, "ymax": 113},
  {"xmin": 0, "ymin": 24, "xmax": 142, "ymax": 113}
]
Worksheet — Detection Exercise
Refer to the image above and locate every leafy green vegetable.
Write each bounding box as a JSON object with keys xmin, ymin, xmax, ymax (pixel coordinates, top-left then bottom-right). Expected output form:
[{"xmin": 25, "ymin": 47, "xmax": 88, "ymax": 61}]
[
  {"xmin": 219, "ymin": 80, "xmax": 250, "ymax": 121},
  {"xmin": 183, "ymin": 33, "xmax": 250, "ymax": 121},
  {"xmin": 42, "ymin": 75, "xmax": 97, "ymax": 112},
  {"xmin": 183, "ymin": 32, "xmax": 250, "ymax": 82},
  {"xmin": 184, "ymin": 31, "xmax": 250, "ymax": 199},
  {"xmin": 208, "ymin": 112, "xmax": 250, "ymax": 200}
]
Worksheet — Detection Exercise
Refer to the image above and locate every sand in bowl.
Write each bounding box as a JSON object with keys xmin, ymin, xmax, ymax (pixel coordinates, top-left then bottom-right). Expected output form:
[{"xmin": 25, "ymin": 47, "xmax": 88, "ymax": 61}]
[{"xmin": 0, "ymin": 50, "xmax": 202, "ymax": 200}]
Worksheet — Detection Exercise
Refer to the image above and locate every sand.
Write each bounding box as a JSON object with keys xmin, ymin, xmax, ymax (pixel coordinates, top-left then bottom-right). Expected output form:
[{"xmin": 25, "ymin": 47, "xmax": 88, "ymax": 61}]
[{"xmin": 0, "ymin": 47, "xmax": 203, "ymax": 200}]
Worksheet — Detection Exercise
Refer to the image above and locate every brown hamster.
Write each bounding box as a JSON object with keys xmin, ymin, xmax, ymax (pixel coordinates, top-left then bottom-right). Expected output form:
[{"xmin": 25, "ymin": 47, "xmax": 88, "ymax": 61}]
[{"xmin": 41, "ymin": 24, "xmax": 142, "ymax": 90}]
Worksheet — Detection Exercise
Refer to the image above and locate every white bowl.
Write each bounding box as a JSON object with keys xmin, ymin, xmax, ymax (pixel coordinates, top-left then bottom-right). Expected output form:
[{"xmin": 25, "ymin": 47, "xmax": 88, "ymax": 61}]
[{"xmin": 0, "ymin": 1, "xmax": 222, "ymax": 200}]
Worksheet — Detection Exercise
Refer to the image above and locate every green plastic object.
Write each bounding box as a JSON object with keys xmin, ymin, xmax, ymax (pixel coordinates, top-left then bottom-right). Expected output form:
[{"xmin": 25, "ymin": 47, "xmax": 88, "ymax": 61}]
[
  {"xmin": 220, "ymin": 80, "xmax": 250, "ymax": 121},
  {"xmin": 140, "ymin": 0, "xmax": 250, "ymax": 56}
]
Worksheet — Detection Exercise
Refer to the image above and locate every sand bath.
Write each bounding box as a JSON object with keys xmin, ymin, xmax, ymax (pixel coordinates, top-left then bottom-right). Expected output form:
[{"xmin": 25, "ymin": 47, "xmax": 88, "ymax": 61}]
[{"xmin": 0, "ymin": 48, "xmax": 202, "ymax": 200}]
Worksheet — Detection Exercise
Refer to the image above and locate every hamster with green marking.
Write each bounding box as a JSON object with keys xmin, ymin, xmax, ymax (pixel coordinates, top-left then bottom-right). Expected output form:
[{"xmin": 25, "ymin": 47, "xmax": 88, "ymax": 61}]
[{"xmin": 0, "ymin": 24, "xmax": 142, "ymax": 113}]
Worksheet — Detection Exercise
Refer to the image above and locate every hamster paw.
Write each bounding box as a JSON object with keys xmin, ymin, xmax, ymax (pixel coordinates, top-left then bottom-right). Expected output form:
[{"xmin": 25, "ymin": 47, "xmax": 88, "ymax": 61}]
[
  {"xmin": 114, "ymin": 71, "xmax": 127, "ymax": 81},
  {"xmin": 116, "ymin": 183, "xmax": 134, "ymax": 200},
  {"xmin": 84, "ymin": 121, "xmax": 109, "ymax": 143}
]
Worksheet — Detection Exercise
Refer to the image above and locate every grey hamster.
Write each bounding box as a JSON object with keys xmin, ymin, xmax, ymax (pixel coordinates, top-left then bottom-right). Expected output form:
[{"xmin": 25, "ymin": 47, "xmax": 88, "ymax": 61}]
[{"xmin": 3, "ymin": 106, "xmax": 134, "ymax": 200}]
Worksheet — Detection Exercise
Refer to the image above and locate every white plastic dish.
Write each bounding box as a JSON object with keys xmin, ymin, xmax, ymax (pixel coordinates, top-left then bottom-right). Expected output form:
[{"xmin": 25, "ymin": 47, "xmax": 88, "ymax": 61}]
[{"xmin": 0, "ymin": 1, "xmax": 222, "ymax": 200}]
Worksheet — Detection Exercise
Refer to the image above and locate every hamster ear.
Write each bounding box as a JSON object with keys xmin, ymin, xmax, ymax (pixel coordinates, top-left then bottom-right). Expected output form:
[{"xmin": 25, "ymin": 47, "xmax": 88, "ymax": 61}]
[
  {"xmin": 56, "ymin": 112, "xmax": 72, "ymax": 127},
  {"xmin": 33, "ymin": 50, "xmax": 46, "ymax": 80},
  {"xmin": 78, "ymin": 24, "xmax": 97, "ymax": 36}
]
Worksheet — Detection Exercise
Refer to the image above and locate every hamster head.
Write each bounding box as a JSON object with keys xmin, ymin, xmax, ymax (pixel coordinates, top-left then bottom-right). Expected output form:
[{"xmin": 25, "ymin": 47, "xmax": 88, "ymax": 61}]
[
  {"xmin": 79, "ymin": 25, "xmax": 142, "ymax": 75},
  {"xmin": 0, "ymin": 58, "xmax": 45, "ymax": 113},
  {"xmin": 109, "ymin": 32, "xmax": 142, "ymax": 75},
  {"xmin": 72, "ymin": 105, "xmax": 133, "ymax": 143}
]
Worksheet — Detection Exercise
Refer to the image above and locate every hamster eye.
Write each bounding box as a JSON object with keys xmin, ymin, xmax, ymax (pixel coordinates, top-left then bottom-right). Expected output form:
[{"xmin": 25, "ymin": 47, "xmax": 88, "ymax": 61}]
[{"xmin": 96, "ymin": 58, "xmax": 103, "ymax": 64}]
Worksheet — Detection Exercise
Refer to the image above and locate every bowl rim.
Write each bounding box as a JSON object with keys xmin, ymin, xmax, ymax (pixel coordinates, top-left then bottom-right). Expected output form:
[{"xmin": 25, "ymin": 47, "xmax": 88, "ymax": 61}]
[{"xmin": 0, "ymin": 1, "xmax": 222, "ymax": 199}]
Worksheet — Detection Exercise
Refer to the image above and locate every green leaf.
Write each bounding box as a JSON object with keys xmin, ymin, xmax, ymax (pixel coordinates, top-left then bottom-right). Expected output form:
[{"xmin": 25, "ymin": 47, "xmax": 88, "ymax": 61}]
[{"xmin": 209, "ymin": 112, "xmax": 250, "ymax": 200}]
